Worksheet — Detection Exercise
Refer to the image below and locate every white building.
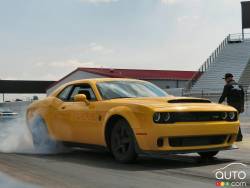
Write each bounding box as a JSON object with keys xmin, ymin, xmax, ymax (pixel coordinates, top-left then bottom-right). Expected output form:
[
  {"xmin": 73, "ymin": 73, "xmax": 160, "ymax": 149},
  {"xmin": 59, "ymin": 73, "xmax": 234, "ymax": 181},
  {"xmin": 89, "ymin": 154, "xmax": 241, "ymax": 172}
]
[{"xmin": 47, "ymin": 67, "xmax": 197, "ymax": 94}]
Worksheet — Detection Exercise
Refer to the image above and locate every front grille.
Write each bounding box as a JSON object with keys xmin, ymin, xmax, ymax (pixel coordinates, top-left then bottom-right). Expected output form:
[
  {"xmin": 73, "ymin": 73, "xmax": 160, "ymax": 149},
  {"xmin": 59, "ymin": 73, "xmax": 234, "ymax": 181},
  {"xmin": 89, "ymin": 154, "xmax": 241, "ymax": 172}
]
[
  {"xmin": 170, "ymin": 112, "xmax": 229, "ymax": 122},
  {"xmin": 169, "ymin": 135, "xmax": 227, "ymax": 147}
]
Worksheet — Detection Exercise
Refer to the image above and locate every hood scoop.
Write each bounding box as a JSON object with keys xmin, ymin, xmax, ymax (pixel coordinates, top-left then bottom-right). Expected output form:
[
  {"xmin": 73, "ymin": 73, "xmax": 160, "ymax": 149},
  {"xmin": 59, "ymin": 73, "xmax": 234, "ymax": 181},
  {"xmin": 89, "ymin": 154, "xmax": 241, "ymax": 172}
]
[{"xmin": 168, "ymin": 99, "xmax": 211, "ymax": 103}]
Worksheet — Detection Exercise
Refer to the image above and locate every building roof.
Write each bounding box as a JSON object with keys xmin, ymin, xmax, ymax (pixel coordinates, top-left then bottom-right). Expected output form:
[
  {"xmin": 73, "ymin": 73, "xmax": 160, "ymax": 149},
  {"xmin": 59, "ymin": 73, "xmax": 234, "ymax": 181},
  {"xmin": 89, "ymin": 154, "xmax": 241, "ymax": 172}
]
[
  {"xmin": 0, "ymin": 80, "xmax": 54, "ymax": 94},
  {"xmin": 78, "ymin": 67, "xmax": 197, "ymax": 80},
  {"xmin": 47, "ymin": 67, "xmax": 197, "ymax": 90}
]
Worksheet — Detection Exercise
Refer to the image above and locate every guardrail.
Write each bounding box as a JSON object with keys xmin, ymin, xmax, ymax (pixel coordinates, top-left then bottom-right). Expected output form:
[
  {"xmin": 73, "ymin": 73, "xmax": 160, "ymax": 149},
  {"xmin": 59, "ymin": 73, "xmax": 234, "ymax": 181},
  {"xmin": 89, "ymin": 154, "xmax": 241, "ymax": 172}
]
[
  {"xmin": 183, "ymin": 88, "xmax": 249, "ymax": 97},
  {"xmin": 182, "ymin": 89, "xmax": 250, "ymax": 116},
  {"xmin": 186, "ymin": 35, "xmax": 230, "ymax": 90},
  {"xmin": 228, "ymin": 33, "xmax": 250, "ymax": 42},
  {"xmin": 183, "ymin": 89, "xmax": 249, "ymax": 110}
]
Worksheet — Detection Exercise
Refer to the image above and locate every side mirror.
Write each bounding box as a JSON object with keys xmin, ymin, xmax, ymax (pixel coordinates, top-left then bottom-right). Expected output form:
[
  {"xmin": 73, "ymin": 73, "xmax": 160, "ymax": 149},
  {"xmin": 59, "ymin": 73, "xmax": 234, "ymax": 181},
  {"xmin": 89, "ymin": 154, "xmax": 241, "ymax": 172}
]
[{"xmin": 74, "ymin": 94, "xmax": 90, "ymax": 105}]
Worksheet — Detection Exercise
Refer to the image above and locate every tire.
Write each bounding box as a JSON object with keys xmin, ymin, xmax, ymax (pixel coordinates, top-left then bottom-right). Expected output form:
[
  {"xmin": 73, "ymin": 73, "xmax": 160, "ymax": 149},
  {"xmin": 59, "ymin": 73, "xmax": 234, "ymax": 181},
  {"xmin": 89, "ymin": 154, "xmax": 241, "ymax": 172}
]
[
  {"xmin": 110, "ymin": 119, "xmax": 137, "ymax": 163},
  {"xmin": 28, "ymin": 116, "xmax": 58, "ymax": 151},
  {"xmin": 198, "ymin": 151, "xmax": 219, "ymax": 159}
]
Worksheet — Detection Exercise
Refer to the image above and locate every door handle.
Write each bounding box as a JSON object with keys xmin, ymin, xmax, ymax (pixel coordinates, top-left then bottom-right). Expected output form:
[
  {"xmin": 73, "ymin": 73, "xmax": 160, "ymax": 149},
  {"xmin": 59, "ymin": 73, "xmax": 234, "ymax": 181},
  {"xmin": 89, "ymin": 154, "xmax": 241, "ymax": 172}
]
[{"xmin": 61, "ymin": 106, "xmax": 66, "ymax": 110}]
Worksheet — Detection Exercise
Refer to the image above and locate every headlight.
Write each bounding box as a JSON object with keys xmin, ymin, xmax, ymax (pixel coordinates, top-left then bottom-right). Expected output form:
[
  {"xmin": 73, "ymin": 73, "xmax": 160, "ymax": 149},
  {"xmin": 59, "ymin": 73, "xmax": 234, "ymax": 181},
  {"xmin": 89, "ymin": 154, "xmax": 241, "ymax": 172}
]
[
  {"xmin": 153, "ymin": 112, "xmax": 171, "ymax": 123},
  {"xmin": 221, "ymin": 112, "xmax": 228, "ymax": 120},
  {"xmin": 153, "ymin": 113, "xmax": 161, "ymax": 123},
  {"xmin": 228, "ymin": 112, "xmax": 237, "ymax": 120},
  {"xmin": 163, "ymin": 112, "xmax": 171, "ymax": 122}
]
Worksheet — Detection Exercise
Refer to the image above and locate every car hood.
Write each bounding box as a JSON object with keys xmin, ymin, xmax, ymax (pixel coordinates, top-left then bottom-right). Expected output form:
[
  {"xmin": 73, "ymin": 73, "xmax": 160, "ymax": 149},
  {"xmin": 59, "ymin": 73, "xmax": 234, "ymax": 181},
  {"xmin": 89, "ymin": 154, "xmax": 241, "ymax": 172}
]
[{"xmin": 109, "ymin": 96, "xmax": 236, "ymax": 112}]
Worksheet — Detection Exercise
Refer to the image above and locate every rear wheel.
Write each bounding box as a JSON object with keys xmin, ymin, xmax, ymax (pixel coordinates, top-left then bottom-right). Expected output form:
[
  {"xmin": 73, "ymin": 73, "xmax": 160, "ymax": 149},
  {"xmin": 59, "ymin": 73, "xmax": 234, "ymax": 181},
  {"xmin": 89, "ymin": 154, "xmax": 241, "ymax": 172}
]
[
  {"xmin": 28, "ymin": 116, "xmax": 59, "ymax": 151},
  {"xmin": 110, "ymin": 120, "xmax": 137, "ymax": 163},
  {"xmin": 198, "ymin": 151, "xmax": 219, "ymax": 159}
]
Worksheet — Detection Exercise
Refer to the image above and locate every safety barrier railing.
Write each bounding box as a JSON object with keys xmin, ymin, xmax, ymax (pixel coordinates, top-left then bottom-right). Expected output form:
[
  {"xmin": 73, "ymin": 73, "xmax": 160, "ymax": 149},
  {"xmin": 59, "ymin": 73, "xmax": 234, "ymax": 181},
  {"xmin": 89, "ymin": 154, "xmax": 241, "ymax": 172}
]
[
  {"xmin": 228, "ymin": 33, "xmax": 250, "ymax": 42},
  {"xmin": 183, "ymin": 89, "xmax": 250, "ymax": 116},
  {"xmin": 183, "ymin": 87, "xmax": 249, "ymax": 97}
]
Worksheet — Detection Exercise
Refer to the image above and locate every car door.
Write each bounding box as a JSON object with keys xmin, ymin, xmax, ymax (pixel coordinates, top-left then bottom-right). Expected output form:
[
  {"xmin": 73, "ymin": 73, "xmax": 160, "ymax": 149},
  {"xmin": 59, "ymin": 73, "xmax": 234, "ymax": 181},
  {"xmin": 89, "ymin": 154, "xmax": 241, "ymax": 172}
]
[{"xmin": 53, "ymin": 84, "xmax": 101, "ymax": 144}]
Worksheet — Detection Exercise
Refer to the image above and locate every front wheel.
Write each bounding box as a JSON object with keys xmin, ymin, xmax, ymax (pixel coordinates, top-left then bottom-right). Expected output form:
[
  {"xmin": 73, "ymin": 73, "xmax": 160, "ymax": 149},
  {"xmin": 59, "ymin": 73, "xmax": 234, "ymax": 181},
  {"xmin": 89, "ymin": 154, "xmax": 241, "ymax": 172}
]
[
  {"xmin": 110, "ymin": 120, "xmax": 137, "ymax": 163},
  {"xmin": 198, "ymin": 151, "xmax": 219, "ymax": 159}
]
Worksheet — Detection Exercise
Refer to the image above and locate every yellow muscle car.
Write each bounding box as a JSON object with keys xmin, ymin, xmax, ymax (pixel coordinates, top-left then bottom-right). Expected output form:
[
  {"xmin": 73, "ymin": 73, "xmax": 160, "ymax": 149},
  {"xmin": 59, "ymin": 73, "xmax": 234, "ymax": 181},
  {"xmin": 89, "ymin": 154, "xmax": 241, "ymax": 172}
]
[{"xmin": 26, "ymin": 78, "xmax": 239, "ymax": 163}]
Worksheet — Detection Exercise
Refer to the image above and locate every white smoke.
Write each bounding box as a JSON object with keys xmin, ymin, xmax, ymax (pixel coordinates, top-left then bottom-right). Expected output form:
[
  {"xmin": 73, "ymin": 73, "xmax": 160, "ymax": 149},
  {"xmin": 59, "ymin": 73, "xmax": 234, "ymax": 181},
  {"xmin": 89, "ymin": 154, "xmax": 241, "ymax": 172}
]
[
  {"xmin": 0, "ymin": 112, "xmax": 68, "ymax": 154},
  {"xmin": 0, "ymin": 117, "xmax": 33, "ymax": 153}
]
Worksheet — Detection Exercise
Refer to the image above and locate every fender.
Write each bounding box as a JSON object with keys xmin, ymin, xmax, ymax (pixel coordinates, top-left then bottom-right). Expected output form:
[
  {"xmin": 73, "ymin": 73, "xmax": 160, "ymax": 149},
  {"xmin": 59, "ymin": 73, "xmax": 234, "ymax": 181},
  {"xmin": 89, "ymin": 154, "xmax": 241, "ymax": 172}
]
[{"xmin": 103, "ymin": 106, "xmax": 142, "ymax": 131}]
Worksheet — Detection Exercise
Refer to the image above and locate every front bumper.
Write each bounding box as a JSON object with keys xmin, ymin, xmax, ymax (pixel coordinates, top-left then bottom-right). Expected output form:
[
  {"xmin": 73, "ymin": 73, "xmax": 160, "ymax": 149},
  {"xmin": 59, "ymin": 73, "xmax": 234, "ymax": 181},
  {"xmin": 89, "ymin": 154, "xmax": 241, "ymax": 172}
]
[
  {"xmin": 134, "ymin": 121, "xmax": 240, "ymax": 153},
  {"xmin": 141, "ymin": 145, "xmax": 238, "ymax": 156}
]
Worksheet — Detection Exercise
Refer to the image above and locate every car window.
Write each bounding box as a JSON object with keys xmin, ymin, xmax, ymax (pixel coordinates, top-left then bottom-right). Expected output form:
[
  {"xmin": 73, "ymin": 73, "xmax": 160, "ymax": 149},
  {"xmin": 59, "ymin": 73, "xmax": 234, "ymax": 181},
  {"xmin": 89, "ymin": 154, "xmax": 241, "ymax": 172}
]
[
  {"xmin": 69, "ymin": 84, "xmax": 96, "ymax": 101},
  {"xmin": 97, "ymin": 81, "xmax": 168, "ymax": 100},
  {"xmin": 57, "ymin": 85, "xmax": 73, "ymax": 101}
]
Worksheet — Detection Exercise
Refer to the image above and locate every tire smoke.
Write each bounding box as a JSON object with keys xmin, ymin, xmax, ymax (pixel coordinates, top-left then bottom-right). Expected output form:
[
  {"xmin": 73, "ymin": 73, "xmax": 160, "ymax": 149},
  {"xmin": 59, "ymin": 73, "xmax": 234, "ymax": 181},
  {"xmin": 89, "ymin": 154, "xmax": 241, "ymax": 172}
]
[
  {"xmin": 0, "ymin": 117, "xmax": 34, "ymax": 153},
  {"xmin": 0, "ymin": 113, "xmax": 68, "ymax": 154}
]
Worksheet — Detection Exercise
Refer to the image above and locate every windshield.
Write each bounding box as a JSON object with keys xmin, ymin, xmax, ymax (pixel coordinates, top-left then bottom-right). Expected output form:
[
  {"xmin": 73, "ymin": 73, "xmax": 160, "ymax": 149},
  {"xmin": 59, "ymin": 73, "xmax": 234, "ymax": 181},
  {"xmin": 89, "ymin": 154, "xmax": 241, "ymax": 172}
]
[{"xmin": 97, "ymin": 81, "xmax": 168, "ymax": 100}]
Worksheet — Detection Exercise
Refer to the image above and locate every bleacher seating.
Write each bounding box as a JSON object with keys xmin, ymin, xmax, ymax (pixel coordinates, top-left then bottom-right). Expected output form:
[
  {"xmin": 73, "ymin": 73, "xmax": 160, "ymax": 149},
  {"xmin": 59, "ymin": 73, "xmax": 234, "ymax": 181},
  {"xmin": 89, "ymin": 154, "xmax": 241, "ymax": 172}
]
[{"xmin": 191, "ymin": 39, "xmax": 250, "ymax": 92}]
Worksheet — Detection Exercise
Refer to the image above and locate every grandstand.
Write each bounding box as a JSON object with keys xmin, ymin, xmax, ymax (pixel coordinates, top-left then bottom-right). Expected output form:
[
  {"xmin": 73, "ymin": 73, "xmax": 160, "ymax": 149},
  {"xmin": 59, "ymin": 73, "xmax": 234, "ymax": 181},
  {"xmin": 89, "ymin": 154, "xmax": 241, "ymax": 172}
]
[{"xmin": 187, "ymin": 34, "xmax": 250, "ymax": 93}]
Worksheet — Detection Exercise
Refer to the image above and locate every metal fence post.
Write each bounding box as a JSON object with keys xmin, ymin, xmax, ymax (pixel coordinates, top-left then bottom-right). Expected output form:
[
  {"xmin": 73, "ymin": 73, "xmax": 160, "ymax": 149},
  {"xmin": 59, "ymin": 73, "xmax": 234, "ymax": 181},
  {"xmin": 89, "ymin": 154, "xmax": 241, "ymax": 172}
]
[{"xmin": 246, "ymin": 90, "xmax": 248, "ymax": 102}]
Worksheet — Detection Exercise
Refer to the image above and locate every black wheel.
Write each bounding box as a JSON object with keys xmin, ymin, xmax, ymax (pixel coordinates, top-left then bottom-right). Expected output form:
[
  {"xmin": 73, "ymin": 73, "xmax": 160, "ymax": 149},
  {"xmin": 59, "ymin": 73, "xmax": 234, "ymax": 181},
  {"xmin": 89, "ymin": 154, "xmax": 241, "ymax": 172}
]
[
  {"xmin": 110, "ymin": 120, "xmax": 137, "ymax": 163},
  {"xmin": 28, "ymin": 116, "xmax": 59, "ymax": 151},
  {"xmin": 198, "ymin": 151, "xmax": 219, "ymax": 159}
]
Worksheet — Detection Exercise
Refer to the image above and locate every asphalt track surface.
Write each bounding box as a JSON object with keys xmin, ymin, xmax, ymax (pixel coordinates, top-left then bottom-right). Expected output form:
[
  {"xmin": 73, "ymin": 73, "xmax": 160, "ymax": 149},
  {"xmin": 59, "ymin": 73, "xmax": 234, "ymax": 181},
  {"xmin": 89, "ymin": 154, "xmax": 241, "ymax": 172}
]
[{"xmin": 0, "ymin": 120, "xmax": 249, "ymax": 188}]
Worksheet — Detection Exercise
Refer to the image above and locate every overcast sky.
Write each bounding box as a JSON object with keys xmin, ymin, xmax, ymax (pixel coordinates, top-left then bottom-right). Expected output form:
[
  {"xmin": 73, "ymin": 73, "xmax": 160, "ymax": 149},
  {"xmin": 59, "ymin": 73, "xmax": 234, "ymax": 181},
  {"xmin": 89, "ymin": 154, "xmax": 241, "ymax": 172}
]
[{"xmin": 0, "ymin": 0, "xmax": 247, "ymax": 81}]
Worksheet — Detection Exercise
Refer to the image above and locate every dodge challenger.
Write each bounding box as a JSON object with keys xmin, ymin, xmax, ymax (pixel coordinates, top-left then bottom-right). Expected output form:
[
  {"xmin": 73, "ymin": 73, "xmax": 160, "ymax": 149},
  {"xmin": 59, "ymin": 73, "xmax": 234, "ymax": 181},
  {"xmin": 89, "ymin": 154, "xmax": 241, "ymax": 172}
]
[{"xmin": 26, "ymin": 78, "xmax": 240, "ymax": 163}]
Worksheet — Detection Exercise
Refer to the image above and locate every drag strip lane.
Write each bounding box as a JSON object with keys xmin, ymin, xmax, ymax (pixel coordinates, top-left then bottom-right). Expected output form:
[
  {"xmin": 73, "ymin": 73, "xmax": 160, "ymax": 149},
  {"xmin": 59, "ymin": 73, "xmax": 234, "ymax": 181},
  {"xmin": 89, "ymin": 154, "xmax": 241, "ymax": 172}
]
[
  {"xmin": 0, "ymin": 120, "xmax": 249, "ymax": 188},
  {"xmin": 0, "ymin": 142, "xmax": 249, "ymax": 188}
]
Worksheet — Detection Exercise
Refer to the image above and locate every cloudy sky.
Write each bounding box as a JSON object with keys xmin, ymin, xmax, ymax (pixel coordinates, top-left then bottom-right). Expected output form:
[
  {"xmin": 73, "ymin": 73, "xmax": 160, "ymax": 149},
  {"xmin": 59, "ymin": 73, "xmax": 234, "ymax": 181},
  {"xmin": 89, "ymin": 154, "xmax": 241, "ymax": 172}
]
[{"xmin": 0, "ymin": 0, "xmax": 246, "ymax": 81}]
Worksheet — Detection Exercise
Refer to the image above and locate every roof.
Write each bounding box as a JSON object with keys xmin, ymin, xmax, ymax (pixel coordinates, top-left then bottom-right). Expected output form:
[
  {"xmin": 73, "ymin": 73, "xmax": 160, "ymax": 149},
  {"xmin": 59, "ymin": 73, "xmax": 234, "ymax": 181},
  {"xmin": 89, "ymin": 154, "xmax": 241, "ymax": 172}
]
[
  {"xmin": 47, "ymin": 67, "xmax": 197, "ymax": 90},
  {"xmin": 0, "ymin": 80, "xmax": 54, "ymax": 94},
  {"xmin": 78, "ymin": 67, "xmax": 197, "ymax": 80}
]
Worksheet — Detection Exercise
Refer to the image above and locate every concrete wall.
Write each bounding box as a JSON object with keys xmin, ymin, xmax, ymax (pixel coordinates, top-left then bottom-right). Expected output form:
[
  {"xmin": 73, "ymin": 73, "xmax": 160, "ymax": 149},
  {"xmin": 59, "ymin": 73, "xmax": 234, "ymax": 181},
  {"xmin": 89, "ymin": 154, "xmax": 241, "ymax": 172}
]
[
  {"xmin": 145, "ymin": 79, "xmax": 187, "ymax": 89},
  {"xmin": 165, "ymin": 88, "xmax": 184, "ymax": 96}
]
